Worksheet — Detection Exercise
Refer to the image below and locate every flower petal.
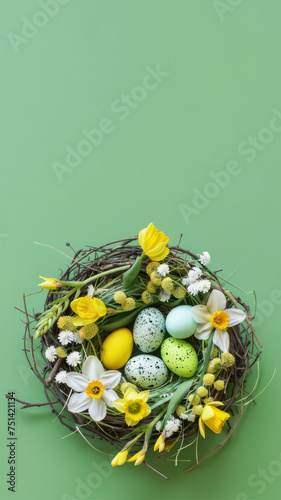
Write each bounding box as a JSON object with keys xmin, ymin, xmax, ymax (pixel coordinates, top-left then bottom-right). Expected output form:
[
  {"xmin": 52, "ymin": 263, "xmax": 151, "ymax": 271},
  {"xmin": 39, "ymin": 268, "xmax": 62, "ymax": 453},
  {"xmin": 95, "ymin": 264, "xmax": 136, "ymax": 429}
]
[
  {"xmin": 82, "ymin": 356, "xmax": 104, "ymax": 381},
  {"xmin": 194, "ymin": 323, "xmax": 213, "ymax": 341},
  {"xmin": 138, "ymin": 390, "xmax": 149, "ymax": 402},
  {"xmin": 225, "ymin": 308, "xmax": 246, "ymax": 327},
  {"xmin": 213, "ymin": 329, "xmax": 229, "ymax": 352},
  {"xmin": 99, "ymin": 370, "xmax": 121, "ymax": 389},
  {"xmin": 68, "ymin": 392, "xmax": 90, "ymax": 413},
  {"xmin": 192, "ymin": 305, "xmax": 211, "ymax": 324},
  {"xmin": 102, "ymin": 389, "xmax": 118, "ymax": 407},
  {"xmin": 72, "ymin": 317, "xmax": 95, "ymax": 326},
  {"xmin": 65, "ymin": 372, "xmax": 89, "ymax": 392},
  {"xmin": 207, "ymin": 290, "xmax": 226, "ymax": 314},
  {"xmin": 199, "ymin": 417, "xmax": 205, "ymax": 438},
  {"xmin": 112, "ymin": 398, "xmax": 125, "ymax": 412},
  {"xmin": 88, "ymin": 398, "xmax": 107, "ymax": 421}
]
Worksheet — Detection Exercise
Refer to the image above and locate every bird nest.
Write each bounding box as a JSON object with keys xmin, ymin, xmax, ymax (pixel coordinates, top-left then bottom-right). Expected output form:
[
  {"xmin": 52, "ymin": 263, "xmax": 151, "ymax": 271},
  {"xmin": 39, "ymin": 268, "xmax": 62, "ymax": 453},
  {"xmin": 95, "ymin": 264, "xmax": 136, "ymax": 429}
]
[{"xmin": 18, "ymin": 233, "xmax": 262, "ymax": 475}]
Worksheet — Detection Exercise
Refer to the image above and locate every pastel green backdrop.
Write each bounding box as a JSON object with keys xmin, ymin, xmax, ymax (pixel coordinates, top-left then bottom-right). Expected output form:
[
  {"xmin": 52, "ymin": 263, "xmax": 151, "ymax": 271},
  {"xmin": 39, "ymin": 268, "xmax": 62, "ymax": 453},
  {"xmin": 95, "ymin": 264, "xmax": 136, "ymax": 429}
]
[{"xmin": 1, "ymin": 1, "xmax": 281, "ymax": 499}]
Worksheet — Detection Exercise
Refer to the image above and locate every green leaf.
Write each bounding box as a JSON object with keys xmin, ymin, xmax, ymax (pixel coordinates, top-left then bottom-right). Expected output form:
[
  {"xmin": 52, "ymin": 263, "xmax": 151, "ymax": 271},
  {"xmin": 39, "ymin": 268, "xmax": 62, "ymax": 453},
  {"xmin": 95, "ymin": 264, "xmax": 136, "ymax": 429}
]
[
  {"xmin": 161, "ymin": 378, "xmax": 195, "ymax": 429},
  {"xmin": 123, "ymin": 257, "xmax": 142, "ymax": 289},
  {"xmin": 101, "ymin": 309, "xmax": 140, "ymax": 332}
]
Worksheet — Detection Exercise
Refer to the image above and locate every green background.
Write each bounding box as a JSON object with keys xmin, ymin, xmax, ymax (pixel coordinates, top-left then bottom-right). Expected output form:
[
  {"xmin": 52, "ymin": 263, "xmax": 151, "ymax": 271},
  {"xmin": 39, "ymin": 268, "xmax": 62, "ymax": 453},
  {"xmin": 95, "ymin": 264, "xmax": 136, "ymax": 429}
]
[{"xmin": 1, "ymin": 1, "xmax": 281, "ymax": 499}]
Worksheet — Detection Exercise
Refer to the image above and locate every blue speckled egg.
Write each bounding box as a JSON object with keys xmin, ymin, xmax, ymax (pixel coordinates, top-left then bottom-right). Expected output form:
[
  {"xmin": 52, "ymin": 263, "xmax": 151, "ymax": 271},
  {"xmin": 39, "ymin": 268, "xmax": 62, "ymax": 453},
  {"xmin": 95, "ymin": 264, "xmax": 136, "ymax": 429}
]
[
  {"xmin": 133, "ymin": 307, "xmax": 166, "ymax": 353},
  {"xmin": 166, "ymin": 305, "xmax": 197, "ymax": 339},
  {"xmin": 161, "ymin": 338, "xmax": 198, "ymax": 378},
  {"xmin": 125, "ymin": 355, "xmax": 169, "ymax": 389}
]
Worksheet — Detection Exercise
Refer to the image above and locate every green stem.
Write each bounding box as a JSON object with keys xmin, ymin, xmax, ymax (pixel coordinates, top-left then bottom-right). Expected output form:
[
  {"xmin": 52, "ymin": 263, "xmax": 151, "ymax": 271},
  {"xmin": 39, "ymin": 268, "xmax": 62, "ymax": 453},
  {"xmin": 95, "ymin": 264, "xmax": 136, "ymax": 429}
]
[{"xmin": 60, "ymin": 265, "xmax": 130, "ymax": 288}]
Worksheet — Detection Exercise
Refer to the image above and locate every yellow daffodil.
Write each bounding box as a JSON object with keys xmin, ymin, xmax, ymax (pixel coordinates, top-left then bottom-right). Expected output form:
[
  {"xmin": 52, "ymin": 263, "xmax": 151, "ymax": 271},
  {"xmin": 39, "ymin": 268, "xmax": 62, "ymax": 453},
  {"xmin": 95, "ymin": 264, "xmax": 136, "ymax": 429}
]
[
  {"xmin": 154, "ymin": 433, "xmax": 165, "ymax": 453},
  {"xmin": 111, "ymin": 450, "xmax": 128, "ymax": 467},
  {"xmin": 113, "ymin": 388, "xmax": 151, "ymax": 426},
  {"xmin": 127, "ymin": 450, "xmax": 146, "ymax": 465},
  {"xmin": 138, "ymin": 223, "xmax": 169, "ymax": 261},
  {"xmin": 199, "ymin": 402, "xmax": 230, "ymax": 438},
  {"xmin": 70, "ymin": 296, "xmax": 107, "ymax": 326},
  {"xmin": 38, "ymin": 276, "xmax": 61, "ymax": 290}
]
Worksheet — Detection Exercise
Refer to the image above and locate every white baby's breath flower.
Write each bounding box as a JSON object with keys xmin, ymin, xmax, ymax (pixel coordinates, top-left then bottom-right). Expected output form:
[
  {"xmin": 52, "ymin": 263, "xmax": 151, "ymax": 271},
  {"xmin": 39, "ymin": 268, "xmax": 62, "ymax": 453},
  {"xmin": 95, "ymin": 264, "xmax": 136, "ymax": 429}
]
[
  {"xmin": 197, "ymin": 279, "xmax": 211, "ymax": 294},
  {"xmin": 58, "ymin": 330, "xmax": 74, "ymax": 346},
  {"xmin": 157, "ymin": 264, "xmax": 170, "ymax": 277},
  {"xmin": 182, "ymin": 276, "xmax": 190, "ymax": 286},
  {"xmin": 87, "ymin": 284, "xmax": 95, "ymax": 297},
  {"xmin": 188, "ymin": 267, "xmax": 202, "ymax": 283},
  {"xmin": 73, "ymin": 331, "xmax": 84, "ymax": 344},
  {"xmin": 155, "ymin": 417, "xmax": 181, "ymax": 438},
  {"xmin": 199, "ymin": 251, "xmax": 210, "ymax": 266},
  {"xmin": 187, "ymin": 411, "xmax": 196, "ymax": 422},
  {"xmin": 66, "ymin": 351, "xmax": 81, "ymax": 367},
  {"xmin": 55, "ymin": 370, "xmax": 68, "ymax": 384},
  {"xmin": 159, "ymin": 289, "xmax": 171, "ymax": 302},
  {"xmin": 45, "ymin": 346, "xmax": 57, "ymax": 362},
  {"xmin": 188, "ymin": 282, "xmax": 200, "ymax": 296}
]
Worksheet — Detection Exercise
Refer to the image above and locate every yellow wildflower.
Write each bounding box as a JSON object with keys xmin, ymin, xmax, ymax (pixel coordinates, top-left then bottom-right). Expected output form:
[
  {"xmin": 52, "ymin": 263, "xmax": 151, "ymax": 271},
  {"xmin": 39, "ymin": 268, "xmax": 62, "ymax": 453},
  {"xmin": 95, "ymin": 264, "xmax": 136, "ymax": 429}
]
[
  {"xmin": 113, "ymin": 388, "xmax": 151, "ymax": 426},
  {"xmin": 192, "ymin": 404, "xmax": 203, "ymax": 416},
  {"xmin": 161, "ymin": 277, "xmax": 174, "ymax": 291},
  {"xmin": 199, "ymin": 402, "xmax": 230, "ymax": 438},
  {"xmin": 56, "ymin": 347, "xmax": 67, "ymax": 358},
  {"xmin": 142, "ymin": 291, "xmax": 152, "ymax": 304},
  {"xmin": 114, "ymin": 291, "xmax": 127, "ymax": 305},
  {"xmin": 79, "ymin": 322, "xmax": 99, "ymax": 340},
  {"xmin": 176, "ymin": 406, "xmax": 186, "ymax": 418},
  {"xmin": 138, "ymin": 223, "xmax": 169, "ymax": 261},
  {"xmin": 203, "ymin": 397, "xmax": 214, "ymax": 404},
  {"xmin": 146, "ymin": 261, "xmax": 159, "ymax": 276},
  {"xmin": 70, "ymin": 296, "xmax": 107, "ymax": 326},
  {"xmin": 203, "ymin": 374, "xmax": 215, "ymax": 386},
  {"xmin": 214, "ymin": 380, "xmax": 225, "ymax": 391},
  {"xmin": 196, "ymin": 386, "xmax": 208, "ymax": 398},
  {"xmin": 147, "ymin": 281, "xmax": 157, "ymax": 293},
  {"xmin": 150, "ymin": 271, "xmax": 162, "ymax": 286},
  {"xmin": 221, "ymin": 352, "xmax": 235, "ymax": 368},
  {"xmin": 207, "ymin": 358, "xmax": 222, "ymax": 374},
  {"xmin": 173, "ymin": 286, "xmax": 187, "ymax": 299},
  {"xmin": 188, "ymin": 394, "xmax": 201, "ymax": 405},
  {"xmin": 57, "ymin": 316, "xmax": 76, "ymax": 331},
  {"xmin": 38, "ymin": 276, "xmax": 61, "ymax": 290},
  {"xmin": 111, "ymin": 450, "xmax": 128, "ymax": 467},
  {"xmin": 121, "ymin": 298, "xmax": 136, "ymax": 311}
]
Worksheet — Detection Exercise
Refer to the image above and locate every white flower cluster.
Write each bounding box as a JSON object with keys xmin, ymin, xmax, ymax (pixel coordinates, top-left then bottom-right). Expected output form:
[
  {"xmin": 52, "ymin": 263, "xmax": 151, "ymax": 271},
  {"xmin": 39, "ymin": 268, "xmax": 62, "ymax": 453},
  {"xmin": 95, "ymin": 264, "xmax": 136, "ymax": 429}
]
[
  {"xmin": 157, "ymin": 264, "xmax": 170, "ymax": 277},
  {"xmin": 181, "ymin": 265, "xmax": 211, "ymax": 296},
  {"xmin": 58, "ymin": 330, "xmax": 74, "ymax": 346},
  {"xmin": 55, "ymin": 370, "xmax": 68, "ymax": 384},
  {"xmin": 87, "ymin": 284, "xmax": 95, "ymax": 297},
  {"xmin": 199, "ymin": 251, "xmax": 211, "ymax": 266},
  {"xmin": 155, "ymin": 416, "xmax": 181, "ymax": 438},
  {"xmin": 179, "ymin": 409, "xmax": 196, "ymax": 422},
  {"xmin": 159, "ymin": 289, "xmax": 171, "ymax": 302}
]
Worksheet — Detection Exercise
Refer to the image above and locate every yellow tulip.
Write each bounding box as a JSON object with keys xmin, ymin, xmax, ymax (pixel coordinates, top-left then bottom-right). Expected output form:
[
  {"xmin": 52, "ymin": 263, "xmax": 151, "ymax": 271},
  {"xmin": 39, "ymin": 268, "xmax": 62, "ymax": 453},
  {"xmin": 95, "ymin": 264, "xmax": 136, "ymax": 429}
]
[
  {"xmin": 127, "ymin": 450, "xmax": 146, "ymax": 466},
  {"xmin": 138, "ymin": 223, "xmax": 169, "ymax": 261},
  {"xmin": 199, "ymin": 402, "xmax": 230, "ymax": 438},
  {"xmin": 38, "ymin": 276, "xmax": 60, "ymax": 290},
  {"xmin": 111, "ymin": 450, "xmax": 128, "ymax": 467},
  {"xmin": 70, "ymin": 296, "xmax": 107, "ymax": 326}
]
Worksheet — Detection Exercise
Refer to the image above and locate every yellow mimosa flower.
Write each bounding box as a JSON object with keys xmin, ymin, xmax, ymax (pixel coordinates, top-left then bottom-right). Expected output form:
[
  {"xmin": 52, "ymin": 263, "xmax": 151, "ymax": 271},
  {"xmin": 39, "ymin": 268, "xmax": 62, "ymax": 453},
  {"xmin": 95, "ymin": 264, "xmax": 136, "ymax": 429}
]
[
  {"xmin": 38, "ymin": 276, "xmax": 60, "ymax": 290},
  {"xmin": 111, "ymin": 450, "xmax": 128, "ymax": 467},
  {"xmin": 113, "ymin": 388, "xmax": 151, "ymax": 426},
  {"xmin": 199, "ymin": 402, "xmax": 230, "ymax": 438},
  {"xmin": 127, "ymin": 450, "xmax": 146, "ymax": 466},
  {"xmin": 138, "ymin": 223, "xmax": 169, "ymax": 261},
  {"xmin": 70, "ymin": 296, "xmax": 107, "ymax": 326}
]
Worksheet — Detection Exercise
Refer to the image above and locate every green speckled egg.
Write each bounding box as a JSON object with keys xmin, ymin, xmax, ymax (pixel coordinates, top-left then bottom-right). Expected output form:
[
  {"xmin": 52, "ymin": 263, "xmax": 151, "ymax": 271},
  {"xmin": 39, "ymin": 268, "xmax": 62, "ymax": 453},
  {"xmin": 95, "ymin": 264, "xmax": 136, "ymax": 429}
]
[{"xmin": 161, "ymin": 338, "xmax": 198, "ymax": 378}]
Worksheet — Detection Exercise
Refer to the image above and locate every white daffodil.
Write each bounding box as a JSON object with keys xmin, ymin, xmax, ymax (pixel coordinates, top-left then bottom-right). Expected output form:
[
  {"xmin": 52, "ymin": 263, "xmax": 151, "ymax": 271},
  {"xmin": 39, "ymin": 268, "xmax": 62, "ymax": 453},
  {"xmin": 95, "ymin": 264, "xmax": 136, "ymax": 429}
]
[
  {"xmin": 191, "ymin": 289, "xmax": 246, "ymax": 352},
  {"xmin": 65, "ymin": 356, "xmax": 121, "ymax": 422}
]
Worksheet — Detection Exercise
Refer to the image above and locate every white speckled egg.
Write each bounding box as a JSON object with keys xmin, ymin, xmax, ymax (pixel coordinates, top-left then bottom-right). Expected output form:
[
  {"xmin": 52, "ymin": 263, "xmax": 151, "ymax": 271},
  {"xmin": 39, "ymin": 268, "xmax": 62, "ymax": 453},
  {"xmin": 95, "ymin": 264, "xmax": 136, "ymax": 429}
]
[
  {"xmin": 125, "ymin": 355, "xmax": 169, "ymax": 389},
  {"xmin": 133, "ymin": 307, "xmax": 166, "ymax": 353},
  {"xmin": 166, "ymin": 305, "xmax": 197, "ymax": 339}
]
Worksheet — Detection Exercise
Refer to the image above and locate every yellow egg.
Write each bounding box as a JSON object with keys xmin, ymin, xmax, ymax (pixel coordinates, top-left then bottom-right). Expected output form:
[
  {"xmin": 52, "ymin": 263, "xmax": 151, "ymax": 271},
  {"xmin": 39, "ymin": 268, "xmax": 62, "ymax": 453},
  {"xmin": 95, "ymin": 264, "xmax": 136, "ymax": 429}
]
[{"xmin": 101, "ymin": 328, "xmax": 133, "ymax": 369}]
